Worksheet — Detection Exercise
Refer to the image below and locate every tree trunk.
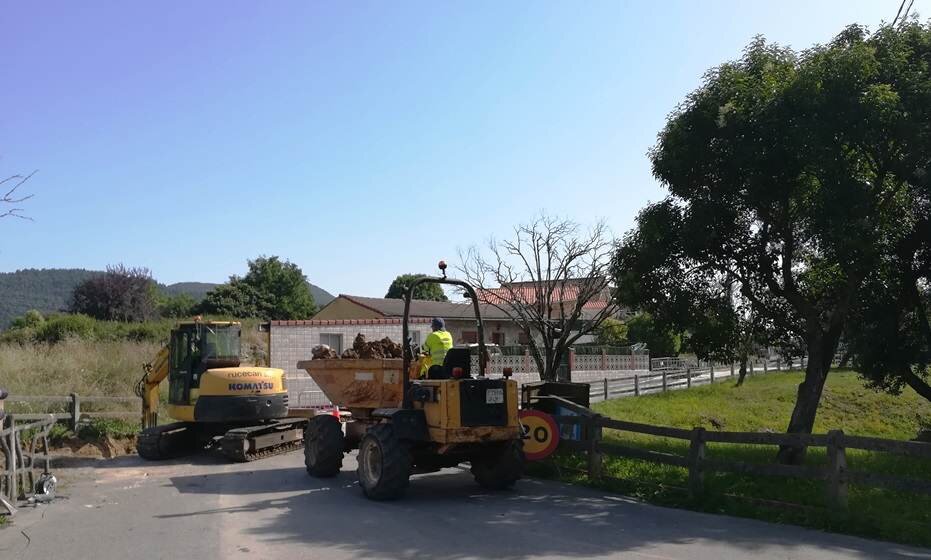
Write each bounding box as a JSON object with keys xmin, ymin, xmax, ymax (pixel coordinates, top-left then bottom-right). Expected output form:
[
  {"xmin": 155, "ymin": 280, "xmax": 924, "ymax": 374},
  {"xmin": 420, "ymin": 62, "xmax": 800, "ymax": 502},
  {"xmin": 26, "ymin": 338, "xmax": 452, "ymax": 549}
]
[
  {"xmin": 735, "ymin": 355, "xmax": 749, "ymax": 387},
  {"xmin": 776, "ymin": 343, "xmax": 832, "ymax": 465},
  {"xmin": 903, "ymin": 369, "xmax": 931, "ymax": 402}
]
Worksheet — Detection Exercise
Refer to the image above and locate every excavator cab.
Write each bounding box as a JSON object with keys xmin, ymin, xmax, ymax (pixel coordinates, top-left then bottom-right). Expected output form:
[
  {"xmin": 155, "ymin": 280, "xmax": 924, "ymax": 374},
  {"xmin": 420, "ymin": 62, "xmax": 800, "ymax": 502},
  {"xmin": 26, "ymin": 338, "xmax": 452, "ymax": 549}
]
[{"xmin": 167, "ymin": 322, "xmax": 241, "ymax": 406}]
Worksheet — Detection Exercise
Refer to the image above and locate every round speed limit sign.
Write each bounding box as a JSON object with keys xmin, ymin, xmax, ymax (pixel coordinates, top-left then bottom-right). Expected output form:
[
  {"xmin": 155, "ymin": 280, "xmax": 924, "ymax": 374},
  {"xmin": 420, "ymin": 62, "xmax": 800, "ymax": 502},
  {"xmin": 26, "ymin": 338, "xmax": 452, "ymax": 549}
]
[{"xmin": 519, "ymin": 409, "xmax": 560, "ymax": 461}]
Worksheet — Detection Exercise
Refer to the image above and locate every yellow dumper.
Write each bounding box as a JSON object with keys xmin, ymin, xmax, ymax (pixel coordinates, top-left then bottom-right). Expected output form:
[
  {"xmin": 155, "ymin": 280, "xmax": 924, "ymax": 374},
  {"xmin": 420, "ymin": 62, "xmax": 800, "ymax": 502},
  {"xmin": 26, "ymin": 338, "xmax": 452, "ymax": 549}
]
[{"xmin": 297, "ymin": 264, "xmax": 524, "ymax": 500}]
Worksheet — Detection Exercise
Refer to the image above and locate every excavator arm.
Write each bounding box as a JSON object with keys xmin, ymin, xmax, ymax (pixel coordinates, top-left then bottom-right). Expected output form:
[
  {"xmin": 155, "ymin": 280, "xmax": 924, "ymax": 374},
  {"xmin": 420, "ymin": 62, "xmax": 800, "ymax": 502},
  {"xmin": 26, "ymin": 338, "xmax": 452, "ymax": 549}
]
[{"xmin": 134, "ymin": 346, "xmax": 170, "ymax": 430}]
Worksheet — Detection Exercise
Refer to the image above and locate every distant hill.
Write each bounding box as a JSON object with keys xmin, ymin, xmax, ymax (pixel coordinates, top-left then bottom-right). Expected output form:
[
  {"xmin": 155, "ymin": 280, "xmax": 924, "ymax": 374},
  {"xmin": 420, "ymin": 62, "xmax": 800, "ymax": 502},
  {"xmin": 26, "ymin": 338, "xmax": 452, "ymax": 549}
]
[
  {"xmin": 161, "ymin": 282, "xmax": 217, "ymax": 301},
  {"xmin": 0, "ymin": 268, "xmax": 100, "ymax": 327},
  {"xmin": 0, "ymin": 269, "xmax": 335, "ymax": 327}
]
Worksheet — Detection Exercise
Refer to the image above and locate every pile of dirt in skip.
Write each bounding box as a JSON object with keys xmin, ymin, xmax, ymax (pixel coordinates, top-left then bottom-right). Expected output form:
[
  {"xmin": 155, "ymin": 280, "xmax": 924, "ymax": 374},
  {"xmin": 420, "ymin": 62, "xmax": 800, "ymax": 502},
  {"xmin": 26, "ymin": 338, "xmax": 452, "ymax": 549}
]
[{"xmin": 312, "ymin": 333, "xmax": 404, "ymax": 360}]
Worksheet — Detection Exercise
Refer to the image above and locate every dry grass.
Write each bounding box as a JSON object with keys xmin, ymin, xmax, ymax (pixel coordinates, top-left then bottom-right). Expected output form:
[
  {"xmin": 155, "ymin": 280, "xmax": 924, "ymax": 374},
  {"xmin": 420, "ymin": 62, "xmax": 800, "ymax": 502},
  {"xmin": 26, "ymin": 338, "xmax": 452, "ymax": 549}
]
[
  {"xmin": 0, "ymin": 339, "xmax": 161, "ymax": 419},
  {"xmin": 0, "ymin": 339, "xmax": 160, "ymax": 398}
]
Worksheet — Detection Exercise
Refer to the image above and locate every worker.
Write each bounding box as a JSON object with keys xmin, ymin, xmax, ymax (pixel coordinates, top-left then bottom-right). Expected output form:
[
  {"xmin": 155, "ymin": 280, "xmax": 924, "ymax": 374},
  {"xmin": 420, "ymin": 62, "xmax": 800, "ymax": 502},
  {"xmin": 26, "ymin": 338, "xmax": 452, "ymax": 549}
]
[{"xmin": 421, "ymin": 317, "xmax": 454, "ymax": 378}]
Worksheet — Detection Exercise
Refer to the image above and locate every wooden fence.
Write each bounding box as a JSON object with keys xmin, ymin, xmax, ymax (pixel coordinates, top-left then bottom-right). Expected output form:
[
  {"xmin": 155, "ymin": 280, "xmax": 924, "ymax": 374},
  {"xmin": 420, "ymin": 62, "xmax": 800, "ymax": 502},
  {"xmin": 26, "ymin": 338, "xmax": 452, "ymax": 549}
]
[
  {"xmin": 542, "ymin": 396, "xmax": 931, "ymax": 510},
  {"xmin": 5, "ymin": 394, "xmax": 138, "ymax": 430}
]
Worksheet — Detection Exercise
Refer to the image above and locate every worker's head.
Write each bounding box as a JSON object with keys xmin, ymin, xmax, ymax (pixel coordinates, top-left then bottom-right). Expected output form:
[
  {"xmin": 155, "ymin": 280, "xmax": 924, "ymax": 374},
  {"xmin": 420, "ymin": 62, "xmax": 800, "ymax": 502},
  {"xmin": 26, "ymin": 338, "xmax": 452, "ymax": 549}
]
[{"xmin": 431, "ymin": 317, "xmax": 445, "ymax": 331}]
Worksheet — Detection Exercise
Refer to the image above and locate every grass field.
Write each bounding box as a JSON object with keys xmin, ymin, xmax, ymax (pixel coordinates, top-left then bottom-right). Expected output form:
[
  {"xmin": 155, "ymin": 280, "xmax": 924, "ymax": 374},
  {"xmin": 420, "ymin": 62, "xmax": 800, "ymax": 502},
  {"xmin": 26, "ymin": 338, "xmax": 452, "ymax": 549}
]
[{"xmin": 533, "ymin": 370, "xmax": 931, "ymax": 548}]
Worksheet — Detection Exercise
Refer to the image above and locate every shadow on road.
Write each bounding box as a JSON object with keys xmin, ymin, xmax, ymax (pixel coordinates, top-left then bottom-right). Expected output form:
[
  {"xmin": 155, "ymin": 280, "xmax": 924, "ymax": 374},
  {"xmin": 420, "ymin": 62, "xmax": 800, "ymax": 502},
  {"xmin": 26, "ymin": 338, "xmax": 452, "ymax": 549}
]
[{"xmin": 160, "ymin": 464, "xmax": 928, "ymax": 560}]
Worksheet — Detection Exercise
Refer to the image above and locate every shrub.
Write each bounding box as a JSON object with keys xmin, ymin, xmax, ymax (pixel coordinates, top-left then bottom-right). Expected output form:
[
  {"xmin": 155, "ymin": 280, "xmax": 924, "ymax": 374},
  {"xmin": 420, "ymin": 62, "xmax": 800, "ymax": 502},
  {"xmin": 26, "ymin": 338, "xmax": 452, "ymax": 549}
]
[{"xmin": 34, "ymin": 314, "xmax": 97, "ymax": 344}]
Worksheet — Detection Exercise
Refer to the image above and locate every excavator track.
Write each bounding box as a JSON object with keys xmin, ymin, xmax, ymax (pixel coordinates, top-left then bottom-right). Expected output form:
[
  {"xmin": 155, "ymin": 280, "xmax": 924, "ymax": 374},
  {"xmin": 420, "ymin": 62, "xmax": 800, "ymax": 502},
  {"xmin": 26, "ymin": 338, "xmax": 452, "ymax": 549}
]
[
  {"xmin": 218, "ymin": 418, "xmax": 307, "ymax": 462},
  {"xmin": 137, "ymin": 422, "xmax": 199, "ymax": 460}
]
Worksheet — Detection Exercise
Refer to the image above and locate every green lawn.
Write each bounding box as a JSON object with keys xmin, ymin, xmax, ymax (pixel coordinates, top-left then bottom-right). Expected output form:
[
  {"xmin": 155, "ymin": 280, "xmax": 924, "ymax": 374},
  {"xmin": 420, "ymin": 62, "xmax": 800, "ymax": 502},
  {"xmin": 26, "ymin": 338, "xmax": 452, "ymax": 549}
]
[{"xmin": 532, "ymin": 370, "xmax": 931, "ymax": 548}]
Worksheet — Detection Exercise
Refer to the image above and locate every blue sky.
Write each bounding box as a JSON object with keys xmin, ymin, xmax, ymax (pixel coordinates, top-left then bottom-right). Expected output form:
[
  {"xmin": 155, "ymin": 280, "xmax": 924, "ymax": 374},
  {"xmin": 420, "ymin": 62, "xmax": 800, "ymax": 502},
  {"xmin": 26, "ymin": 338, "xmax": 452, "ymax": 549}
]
[{"xmin": 1, "ymin": 1, "xmax": 924, "ymax": 297}]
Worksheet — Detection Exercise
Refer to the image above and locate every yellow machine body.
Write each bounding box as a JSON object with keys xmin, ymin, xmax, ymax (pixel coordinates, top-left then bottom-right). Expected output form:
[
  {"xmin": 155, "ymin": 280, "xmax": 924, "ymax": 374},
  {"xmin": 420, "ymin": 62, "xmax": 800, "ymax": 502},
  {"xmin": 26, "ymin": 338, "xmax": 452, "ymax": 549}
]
[{"xmin": 413, "ymin": 379, "xmax": 521, "ymax": 445}]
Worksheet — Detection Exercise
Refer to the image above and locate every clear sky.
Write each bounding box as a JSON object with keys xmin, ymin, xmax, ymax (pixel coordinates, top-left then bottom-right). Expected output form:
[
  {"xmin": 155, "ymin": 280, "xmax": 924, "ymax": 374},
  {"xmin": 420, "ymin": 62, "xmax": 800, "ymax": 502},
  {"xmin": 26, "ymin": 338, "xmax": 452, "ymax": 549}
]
[{"xmin": 1, "ymin": 1, "xmax": 925, "ymax": 297}]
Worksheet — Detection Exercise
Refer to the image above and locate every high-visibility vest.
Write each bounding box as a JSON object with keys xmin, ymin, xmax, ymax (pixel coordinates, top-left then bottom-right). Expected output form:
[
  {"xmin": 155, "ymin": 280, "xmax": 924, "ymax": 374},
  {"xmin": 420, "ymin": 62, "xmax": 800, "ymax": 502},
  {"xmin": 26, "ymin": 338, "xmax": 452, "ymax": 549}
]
[{"xmin": 421, "ymin": 330, "xmax": 453, "ymax": 375}]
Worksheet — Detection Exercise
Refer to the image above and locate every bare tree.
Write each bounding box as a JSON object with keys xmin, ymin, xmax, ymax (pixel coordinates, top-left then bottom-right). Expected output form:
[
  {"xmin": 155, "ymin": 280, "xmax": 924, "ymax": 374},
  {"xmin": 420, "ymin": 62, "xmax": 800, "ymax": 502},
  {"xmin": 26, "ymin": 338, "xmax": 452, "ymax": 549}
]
[
  {"xmin": 0, "ymin": 171, "xmax": 35, "ymax": 220},
  {"xmin": 460, "ymin": 215, "xmax": 619, "ymax": 382}
]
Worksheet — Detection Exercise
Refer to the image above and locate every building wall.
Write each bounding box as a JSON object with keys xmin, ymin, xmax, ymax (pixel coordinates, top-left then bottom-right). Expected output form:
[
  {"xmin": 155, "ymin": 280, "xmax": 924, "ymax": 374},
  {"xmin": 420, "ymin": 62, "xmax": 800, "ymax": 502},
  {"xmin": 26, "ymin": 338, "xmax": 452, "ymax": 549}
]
[{"xmin": 312, "ymin": 298, "xmax": 382, "ymax": 320}]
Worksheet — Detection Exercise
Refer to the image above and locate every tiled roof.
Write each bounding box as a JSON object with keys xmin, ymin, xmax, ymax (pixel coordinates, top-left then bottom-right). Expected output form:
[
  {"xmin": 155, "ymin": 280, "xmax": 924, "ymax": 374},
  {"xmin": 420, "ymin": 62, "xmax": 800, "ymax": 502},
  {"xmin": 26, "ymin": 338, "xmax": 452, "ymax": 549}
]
[
  {"xmin": 338, "ymin": 294, "xmax": 516, "ymax": 320},
  {"xmin": 478, "ymin": 282, "xmax": 612, "ymax": 311}
]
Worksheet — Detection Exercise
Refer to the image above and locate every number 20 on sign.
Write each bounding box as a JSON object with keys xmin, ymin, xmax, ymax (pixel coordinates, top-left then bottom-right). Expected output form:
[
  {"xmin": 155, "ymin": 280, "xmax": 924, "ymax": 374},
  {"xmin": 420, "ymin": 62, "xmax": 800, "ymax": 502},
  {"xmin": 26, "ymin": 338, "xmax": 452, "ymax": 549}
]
[{"xmin": 518, "ymin": 409, "xmax": 560, "ymax": 461}]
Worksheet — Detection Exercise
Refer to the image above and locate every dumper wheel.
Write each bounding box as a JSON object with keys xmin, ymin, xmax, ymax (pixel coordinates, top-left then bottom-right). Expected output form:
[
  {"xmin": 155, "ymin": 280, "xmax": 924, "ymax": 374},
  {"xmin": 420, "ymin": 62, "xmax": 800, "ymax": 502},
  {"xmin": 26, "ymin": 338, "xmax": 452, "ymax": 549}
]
[
  {"xmin": 357, "ymin": 424, "xmax": 410, "ymax": 500},
  {"xmin": 304, "ymin": 415, "xmax": 344, "ymax": 477},
  {"xmin": 471, "ymin": 439, "xmax": 525, "ymax": 490}
]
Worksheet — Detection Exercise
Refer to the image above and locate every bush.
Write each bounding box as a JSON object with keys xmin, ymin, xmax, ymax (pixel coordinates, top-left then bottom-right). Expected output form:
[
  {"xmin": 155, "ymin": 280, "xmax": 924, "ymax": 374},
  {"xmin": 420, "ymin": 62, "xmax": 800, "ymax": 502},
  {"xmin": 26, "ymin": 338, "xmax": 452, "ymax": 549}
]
[
  {"xmin": 77, "ymin": 418, "xmax": 138, "ymax": 440},
  {"xmin": 34, "ymin": 314, "xmax": 97, "ymax": 344}
]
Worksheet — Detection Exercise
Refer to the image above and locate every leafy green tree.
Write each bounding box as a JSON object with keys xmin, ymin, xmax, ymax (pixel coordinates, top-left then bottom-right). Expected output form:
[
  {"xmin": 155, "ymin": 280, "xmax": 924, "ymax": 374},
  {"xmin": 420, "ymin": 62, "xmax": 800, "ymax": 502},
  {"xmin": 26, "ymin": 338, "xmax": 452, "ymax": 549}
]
[
  {"xmin": 385, "ymin": 274, "xmax": 449, "ymax": 302},
  {"xmin": 594, "ymin": 318, "xmax": 628, "ymax": 346},
  {"xmin": 200, "ymin": 256, "xmax": 316, "ymax": 319},
  {"xmin": 69, "ymin": 265, "xmax": 158, "ymax": 322},
  {"xmin": 157, "ymin": 293, "xmax": 198, "ymax": 319},
  {"xmin": 626, "ymin": 314, "xmax": 680, "ymax": 357},
  {"xmin": 614, "ymin": 24, "xmax": 931, "ymax": 463}
]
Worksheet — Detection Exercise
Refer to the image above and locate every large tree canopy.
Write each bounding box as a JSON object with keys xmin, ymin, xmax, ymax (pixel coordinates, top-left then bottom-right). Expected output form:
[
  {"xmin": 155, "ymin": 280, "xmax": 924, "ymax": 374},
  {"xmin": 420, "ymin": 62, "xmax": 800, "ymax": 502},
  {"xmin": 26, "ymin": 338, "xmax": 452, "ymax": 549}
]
[
  {"xmin": 200, "ymin": 256, "xmax": 316, "ymax": 320},
  {"xmin": 69, "ymin": 265, "xmax": 158, "ymax": 322},
  {"xmin": 614, "ymin": 23, "xmax": 931, "ymax": 463},
  {"xmin": 385, "ymin": 274, "xmax": 449, "ymax": 302}
]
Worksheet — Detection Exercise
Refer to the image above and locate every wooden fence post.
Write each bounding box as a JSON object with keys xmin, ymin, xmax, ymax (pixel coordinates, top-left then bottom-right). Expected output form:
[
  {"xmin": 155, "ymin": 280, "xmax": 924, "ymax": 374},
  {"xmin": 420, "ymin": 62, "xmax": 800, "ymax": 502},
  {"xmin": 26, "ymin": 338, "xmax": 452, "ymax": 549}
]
[
  {"xmin": 730, "ymin": 362, "xmax": 735, "ymax": 377},
  {"xmin": 750, "ymin": 362, "xmax": 754, "ymax": 376},
  {"xmin": 662, "ymin": 371, "xmax": 668, "ymax": 392},
  {"xmin": 687, "ymin": 369, "xmax": 692, "ymax": 388},
  {"xmin": 634, "ymin": 374, "xmax": 640, "ymax": 396},
  {"xmin": 603, "ymin": 378, "xmax": 608, "ymax": 401},
  {"xmin": 710, "ymin": 364, "xmax": 715, "ymax": 383},
  {"xmin": 826, "ymin": 429, "xmax": 849, "ymax": 511},
  {"xmin": 801, "ymin": 355, "xmax": 806, "ymax": 369},
  {"xmin": 776, "ymin": 359, "xmax": 781, "ymax": 371},
  {"xmin": 763, "ymin": 360, "xmax": 768, "ymax": 374},
  {"xmin": 588, "ymin": 415, "xmax": 603, "ymax": 479},
  {"xmin": 688, "ymin": 427, "xmax": 706, "ymax": 498},
  {"xmin": 69, "ymin": 393, "xmax": 81, "ymax": 431}
]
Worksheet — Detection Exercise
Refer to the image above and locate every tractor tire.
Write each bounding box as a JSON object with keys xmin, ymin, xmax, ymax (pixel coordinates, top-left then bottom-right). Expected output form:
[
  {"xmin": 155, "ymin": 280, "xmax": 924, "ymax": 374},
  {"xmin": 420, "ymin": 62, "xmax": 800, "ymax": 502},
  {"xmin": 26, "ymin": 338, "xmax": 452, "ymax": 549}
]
[
  {"xmin": 471, "ymin": 439, "xmax": 525, "ymax": 490},
  {"xmin": 304, "ymin": 415, "xmax": 344, "ymax": 477},
  {"xmin": 357, "ymin": 423, "xmax": 411, "ymax": 500}
]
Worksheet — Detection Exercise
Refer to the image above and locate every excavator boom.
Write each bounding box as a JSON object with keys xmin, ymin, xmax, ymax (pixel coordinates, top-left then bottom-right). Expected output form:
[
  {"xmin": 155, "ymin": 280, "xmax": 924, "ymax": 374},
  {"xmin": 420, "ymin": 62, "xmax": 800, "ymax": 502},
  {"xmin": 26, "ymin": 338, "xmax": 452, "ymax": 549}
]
[{"xmin": 135, "ymin": 346, "xmax": 169, "ymax": 430}]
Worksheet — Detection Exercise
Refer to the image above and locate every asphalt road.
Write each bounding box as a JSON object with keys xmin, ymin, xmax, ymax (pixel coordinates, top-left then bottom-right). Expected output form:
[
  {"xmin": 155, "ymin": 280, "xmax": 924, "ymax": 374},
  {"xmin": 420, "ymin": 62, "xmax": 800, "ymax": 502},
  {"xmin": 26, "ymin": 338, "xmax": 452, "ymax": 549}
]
[{"xmin": 1, "ymin": 450, "xmax": 928, "ymax": 560}]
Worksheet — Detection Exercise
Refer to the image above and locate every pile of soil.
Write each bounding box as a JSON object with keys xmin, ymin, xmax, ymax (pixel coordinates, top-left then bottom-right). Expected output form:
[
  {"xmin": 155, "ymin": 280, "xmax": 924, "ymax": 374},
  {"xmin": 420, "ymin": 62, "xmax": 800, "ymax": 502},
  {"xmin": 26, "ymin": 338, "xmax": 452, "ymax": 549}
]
[
  {"xmin": 47, "ymin": 435, "xmax": 137, "ymax": 459},
  {"xmin": 312, "ymin": 333, "xmax": 404, "ymax": 360}
]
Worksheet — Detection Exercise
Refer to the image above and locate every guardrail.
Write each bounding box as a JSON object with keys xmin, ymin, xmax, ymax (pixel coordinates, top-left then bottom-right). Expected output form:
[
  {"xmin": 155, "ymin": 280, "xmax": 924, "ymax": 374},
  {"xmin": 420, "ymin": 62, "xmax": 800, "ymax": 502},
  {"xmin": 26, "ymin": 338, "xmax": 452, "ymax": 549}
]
[
  {"xmin": 1, "ymin": 414, "xmax": 55, "ymax": 512},
  {"xmin": 5, "ymin": 394, "xmax": 138, "ymax": 429},
  {"xmin": 583, "ymin": 357, "xmax": 810, "ymax": 403},
  {"xmin": 543, "ymin": 396, "xmax": 931, "ymax": 511}
]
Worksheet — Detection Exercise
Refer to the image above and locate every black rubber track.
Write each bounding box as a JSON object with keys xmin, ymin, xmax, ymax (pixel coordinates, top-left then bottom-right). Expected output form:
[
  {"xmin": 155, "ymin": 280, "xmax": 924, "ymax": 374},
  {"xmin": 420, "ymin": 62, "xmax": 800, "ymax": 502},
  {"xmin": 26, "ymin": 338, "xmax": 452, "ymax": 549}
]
[
  {"xmin": 357, "ymin": 423, "xmax": 411, "ymax": 501},
  {"xmin": 304, "ymin": 415, "xmax": 345, "ymax": 477},
  {"xmin": 471, "ymin": 439, "xmax": 525, "ymax": 490},
  {"xmin": 137, "ymin": 423, "xmax": 198, "ymax": 460}
]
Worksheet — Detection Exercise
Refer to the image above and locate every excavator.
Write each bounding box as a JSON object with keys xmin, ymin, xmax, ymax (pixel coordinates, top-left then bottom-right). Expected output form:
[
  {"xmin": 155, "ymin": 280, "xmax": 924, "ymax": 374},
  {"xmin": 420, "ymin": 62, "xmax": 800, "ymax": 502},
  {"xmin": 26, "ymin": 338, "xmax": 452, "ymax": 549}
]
[{"xmin": 134, "ymin": 320, "xmax": 308, "ymax": 462}]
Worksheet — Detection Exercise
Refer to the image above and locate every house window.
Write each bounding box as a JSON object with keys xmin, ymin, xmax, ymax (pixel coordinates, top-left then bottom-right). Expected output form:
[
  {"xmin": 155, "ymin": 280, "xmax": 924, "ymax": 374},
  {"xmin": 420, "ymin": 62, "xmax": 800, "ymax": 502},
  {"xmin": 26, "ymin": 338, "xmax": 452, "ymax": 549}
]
[
  {"xmin": 319, "ymin": 333, "xmax": 344, "ymax": 354},
  {"xmin": 491, "ymin": 332, "xmax": 505, "ymax": 346},
  {"xmin": 462, "ymin": 331, "xmax": 478, "ymax": 344},
  {"xmin": 518, "ymin": 331, "xmax": 531, "ymax": 345}
]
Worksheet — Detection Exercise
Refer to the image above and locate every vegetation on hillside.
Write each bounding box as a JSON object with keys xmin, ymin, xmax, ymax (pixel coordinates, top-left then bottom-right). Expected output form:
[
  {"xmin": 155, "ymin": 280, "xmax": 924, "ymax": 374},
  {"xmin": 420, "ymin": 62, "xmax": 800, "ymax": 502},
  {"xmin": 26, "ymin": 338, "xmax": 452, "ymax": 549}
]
[{"xmin": 0, "ymin": 268, "xmax": 335, "ymax": 328}]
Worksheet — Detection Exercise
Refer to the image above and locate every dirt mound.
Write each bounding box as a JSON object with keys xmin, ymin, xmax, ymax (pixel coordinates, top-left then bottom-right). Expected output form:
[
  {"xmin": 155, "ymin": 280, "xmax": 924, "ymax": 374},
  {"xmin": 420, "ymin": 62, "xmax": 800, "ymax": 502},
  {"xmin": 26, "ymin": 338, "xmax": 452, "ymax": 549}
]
[
  {"xmin": 49, "ymin": 435, "xmax": 137, "ymax": 459},
  {"xmin": 312, "ymin": 334, "xmax": 403, "ymax": 360}
]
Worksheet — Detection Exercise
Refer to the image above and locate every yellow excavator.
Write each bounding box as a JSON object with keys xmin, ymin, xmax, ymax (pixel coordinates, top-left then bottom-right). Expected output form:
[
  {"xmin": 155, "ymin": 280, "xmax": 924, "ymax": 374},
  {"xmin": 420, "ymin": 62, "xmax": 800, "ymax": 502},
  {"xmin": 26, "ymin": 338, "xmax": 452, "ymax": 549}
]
[{"xmin": 134, "ymin": 320, "xmax": 307, "ymax": 462}]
